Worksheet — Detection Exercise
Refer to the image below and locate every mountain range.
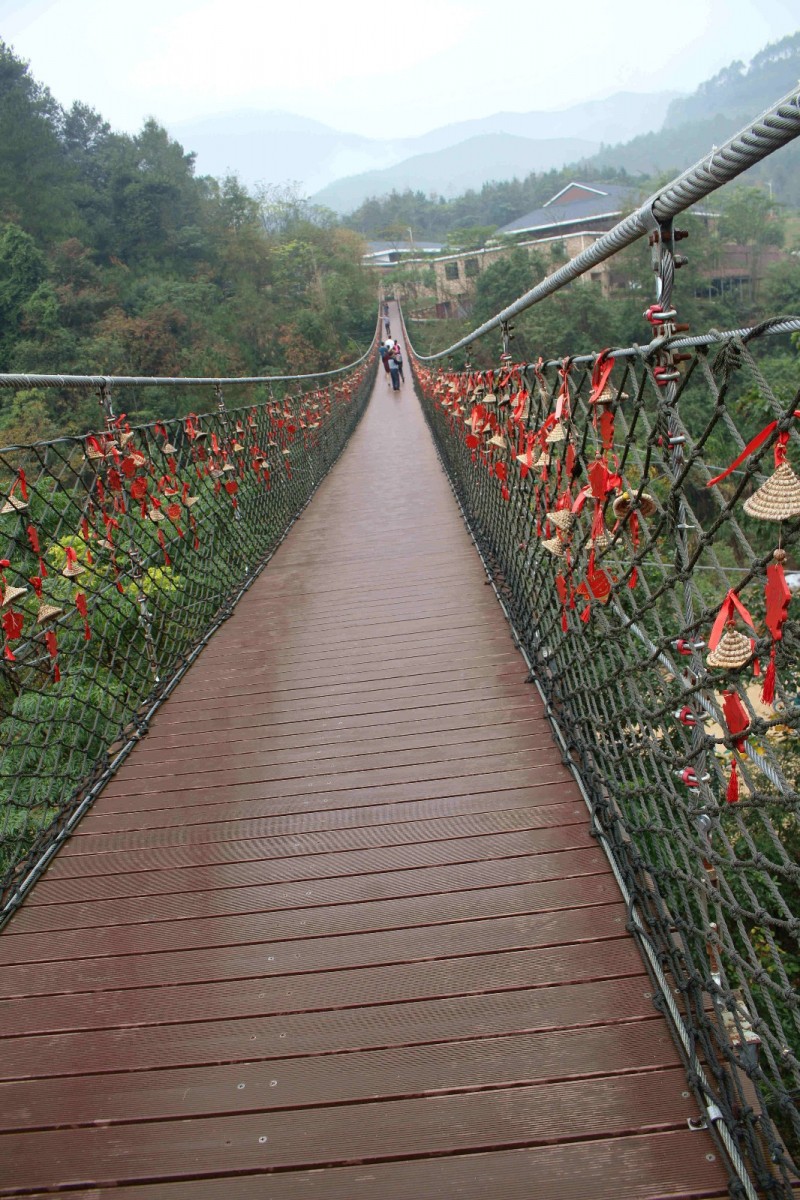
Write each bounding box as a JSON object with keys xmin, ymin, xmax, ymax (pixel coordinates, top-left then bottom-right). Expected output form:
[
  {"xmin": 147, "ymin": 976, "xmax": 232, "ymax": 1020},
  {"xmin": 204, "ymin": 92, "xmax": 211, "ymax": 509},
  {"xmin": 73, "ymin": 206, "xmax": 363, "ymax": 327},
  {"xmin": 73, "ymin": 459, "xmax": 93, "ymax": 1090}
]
[{"xmin": 167, "ymin": 91, "xmax": 678, "ymax": 210}]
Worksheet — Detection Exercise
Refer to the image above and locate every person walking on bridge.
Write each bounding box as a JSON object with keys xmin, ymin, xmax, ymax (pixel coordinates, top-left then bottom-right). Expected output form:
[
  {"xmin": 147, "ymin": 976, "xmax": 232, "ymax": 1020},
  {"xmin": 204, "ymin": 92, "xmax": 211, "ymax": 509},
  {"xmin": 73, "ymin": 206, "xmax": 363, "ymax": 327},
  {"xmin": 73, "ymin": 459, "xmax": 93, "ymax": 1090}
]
[
  {"xmin": 380, "ymin": 340, "xmax": 393, "ymax": 386},
  {"xmin": 388, "ymin": 349, "xmax": 401, "ymax": 392},
  {"xmin": 392, "ymin": 340, "xmax": 405, "ymax": 384}
]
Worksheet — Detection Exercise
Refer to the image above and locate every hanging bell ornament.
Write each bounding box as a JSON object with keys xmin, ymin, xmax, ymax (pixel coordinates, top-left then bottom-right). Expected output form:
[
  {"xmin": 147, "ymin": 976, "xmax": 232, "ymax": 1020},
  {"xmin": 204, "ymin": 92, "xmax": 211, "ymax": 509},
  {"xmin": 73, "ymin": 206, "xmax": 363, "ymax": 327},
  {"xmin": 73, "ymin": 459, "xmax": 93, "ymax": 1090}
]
[
  {"xmin": 545, "ymin": 420, "xmax": 566, "ymax": 445},
  {"xmin": 36, "ymin": 602, "xmax": 63, "ymax": 624},
  {"xmin": 594, "ymin": 384, "xmax": 629, "ymax": 405},
  {"xmin": 489, "ymin": 432, "xmax": 507, "ymax": 450},
  {"xmin": 706, "ymin": 627, "xmax": 753, "ymax": 670},
  {"xmin": 162, "ymin": 441, "xmax": 177, "ymax": 455},
  {"xmin": 743, "ymin": 461, "xmax": 800, "ymax": 521},
  {"xmin": 546, "ymin": 510, "xmax": 575, "ymax": 533},
  {"xmin": 1, "ymin": 495, "xmax": 28, "ymax": 515},
  {"xmin": 541, "ymin": 535, "xmax": 566, "ymax": 558},
  {"xmin": 2, "ymin": 584, "xmax": 27, "ymax": 606},
  {"xmin": 62, "ymin": 560, "xmax": 85, "ymax": 579}
]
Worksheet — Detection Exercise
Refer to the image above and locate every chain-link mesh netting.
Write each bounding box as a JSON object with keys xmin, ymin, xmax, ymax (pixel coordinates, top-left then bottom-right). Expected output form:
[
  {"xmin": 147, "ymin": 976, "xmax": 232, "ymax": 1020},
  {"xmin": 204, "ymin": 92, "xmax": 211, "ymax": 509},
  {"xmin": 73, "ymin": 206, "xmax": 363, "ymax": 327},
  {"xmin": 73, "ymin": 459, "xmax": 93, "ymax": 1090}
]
[
  {"xmin": 409, "ymin": 321, "xmax": 799, "ymax": 1197},
  {"xmin": 0, "ymin": 354, "xmax": 376, "ymax": 914}
]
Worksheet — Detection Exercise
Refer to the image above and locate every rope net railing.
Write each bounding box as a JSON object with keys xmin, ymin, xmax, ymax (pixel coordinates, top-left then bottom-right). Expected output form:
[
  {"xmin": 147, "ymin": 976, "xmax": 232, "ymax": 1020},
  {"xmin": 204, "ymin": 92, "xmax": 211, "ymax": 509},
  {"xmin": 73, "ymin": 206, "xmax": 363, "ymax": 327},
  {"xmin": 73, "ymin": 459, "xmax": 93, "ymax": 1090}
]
[
  {"xmin": 0, "ymin": 342, "xmax": 378, "ymax": 918},
  {"xmin": 407, "ymin": 313, "xmax": 799, "ymax": 1194}
]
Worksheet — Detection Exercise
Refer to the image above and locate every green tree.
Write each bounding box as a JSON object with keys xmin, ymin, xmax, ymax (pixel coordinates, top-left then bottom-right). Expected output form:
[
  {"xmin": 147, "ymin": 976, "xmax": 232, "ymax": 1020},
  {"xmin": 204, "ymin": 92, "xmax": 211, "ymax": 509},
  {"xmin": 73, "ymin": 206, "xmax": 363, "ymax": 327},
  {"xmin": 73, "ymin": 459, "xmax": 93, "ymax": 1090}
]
[
  {"xmin": 472, "ymin": 247, "xmax": 544, "ymax": 326},
  {"xmin": 0, "ymin": 222, "xmax": 46, "ymax": 367}
]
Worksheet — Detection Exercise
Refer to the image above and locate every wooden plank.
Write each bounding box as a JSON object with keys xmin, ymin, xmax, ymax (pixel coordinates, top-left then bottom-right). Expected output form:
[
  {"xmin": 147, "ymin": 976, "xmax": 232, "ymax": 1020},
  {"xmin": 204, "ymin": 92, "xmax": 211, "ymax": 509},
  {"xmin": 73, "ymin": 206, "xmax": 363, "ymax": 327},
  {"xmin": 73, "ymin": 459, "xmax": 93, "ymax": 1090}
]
[
  {"xmin": 125, "ymin": 709, "xmax": 550, "ymax": 771},
  {"xmin": 0, "ymin": 975, "xmax": 655, "ymax": 1080},
  {"xmin": 5, "ymin": 847, "xmax": 608, "ymax": 936},
  {"xmin": 25, "ymin": 826, "xmax": 595, "ymax": 907},
  {"xmin": 4, "ymin": 939, "xmax": 643, "ymax": 1036},
  {"xmin": 28, "ymin": 803, "xmax": 589, "ymax": 901},
  {"xmin": 147, "ymin": 663, "xmax": 528, "ymax": 722},
  {"xmin": 101, "ymin": 732, "xmax": 560, "ymax": 803},
  {"xmin": 113, "ymin": 720, "xmax": 549, "ymax": 783},
  {"xmin": 131, "ymin": 683, "xmax": 532, "ymax": 739},
  {"xmin": 71, "ymin": 768, "xmax": 576, "ymax": 838},
  {"xmin": 0, "ymin": 1020, "xmax": 677, "ymax": 1131},
  {"xmin": 1, "ymin": 904, "xmax": 628, "ymax": 999},
  {"xmin": 0, "ymin": 1069, "xmax": 706, "ymax": 1193},
  {"xmin": 12, "ymin": 1130, "xmax": 727, "ymax": 1200},
  {"xmin": 52, "ymin": 791, "xmax": 584, "ymax": 867},
  {"xmin": 0, "ymin": 874, "xmax": 624, "ymax": 966},
  {"xmin": 173, "ymin": 643, "xmax": 523, "ymax": 698},
  {"xmin": 136, "ymin": 695, "xmax": 545, "ymax": 755}
]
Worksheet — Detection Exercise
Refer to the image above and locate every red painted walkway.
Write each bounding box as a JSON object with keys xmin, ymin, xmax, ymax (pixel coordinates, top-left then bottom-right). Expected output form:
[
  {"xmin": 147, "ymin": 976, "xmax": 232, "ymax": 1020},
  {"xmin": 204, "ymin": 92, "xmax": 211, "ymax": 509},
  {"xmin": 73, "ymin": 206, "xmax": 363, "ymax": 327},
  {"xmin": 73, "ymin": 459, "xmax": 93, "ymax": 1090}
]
[{"xmin": 0, "ymin": 313, "xmax": 729, "ymax": 1197}]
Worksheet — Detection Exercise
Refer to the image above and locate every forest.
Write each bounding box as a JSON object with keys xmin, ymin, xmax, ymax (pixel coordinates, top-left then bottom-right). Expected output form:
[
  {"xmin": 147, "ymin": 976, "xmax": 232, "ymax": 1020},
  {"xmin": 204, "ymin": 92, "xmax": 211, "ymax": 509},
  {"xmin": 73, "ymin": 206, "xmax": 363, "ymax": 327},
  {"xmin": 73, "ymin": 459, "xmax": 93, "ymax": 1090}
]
[{"xmin": 0, "ymin": 40, "xmax": 377, "ymax": 442}]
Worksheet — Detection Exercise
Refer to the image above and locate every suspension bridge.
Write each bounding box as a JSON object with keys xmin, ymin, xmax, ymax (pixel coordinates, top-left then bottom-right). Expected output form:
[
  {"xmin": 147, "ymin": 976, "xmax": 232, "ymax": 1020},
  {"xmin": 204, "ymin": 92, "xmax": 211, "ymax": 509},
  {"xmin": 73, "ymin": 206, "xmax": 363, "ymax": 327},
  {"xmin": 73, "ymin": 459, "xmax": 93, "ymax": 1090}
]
[{"xmin": 0, "ymin": 92, "xmax": 799, "ymax": 1199}]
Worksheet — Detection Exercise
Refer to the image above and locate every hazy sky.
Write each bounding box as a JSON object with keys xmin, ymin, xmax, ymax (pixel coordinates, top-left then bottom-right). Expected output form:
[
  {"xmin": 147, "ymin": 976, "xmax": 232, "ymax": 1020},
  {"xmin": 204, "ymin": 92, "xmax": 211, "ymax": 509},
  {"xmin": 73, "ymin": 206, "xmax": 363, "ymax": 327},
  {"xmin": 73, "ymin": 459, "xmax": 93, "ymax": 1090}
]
[{"xmin": 2, "ymin": 0, "xmax": 798, "ymax": 138}]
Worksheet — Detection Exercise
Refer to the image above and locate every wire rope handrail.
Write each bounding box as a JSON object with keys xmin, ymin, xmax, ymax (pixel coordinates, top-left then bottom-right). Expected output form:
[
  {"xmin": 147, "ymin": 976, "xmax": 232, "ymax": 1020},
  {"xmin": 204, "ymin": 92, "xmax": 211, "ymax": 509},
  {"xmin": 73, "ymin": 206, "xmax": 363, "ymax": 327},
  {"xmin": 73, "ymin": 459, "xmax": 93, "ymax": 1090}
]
[{"xmin": 0, "ymin": 327, "xmax": 380, "ymax": 392}]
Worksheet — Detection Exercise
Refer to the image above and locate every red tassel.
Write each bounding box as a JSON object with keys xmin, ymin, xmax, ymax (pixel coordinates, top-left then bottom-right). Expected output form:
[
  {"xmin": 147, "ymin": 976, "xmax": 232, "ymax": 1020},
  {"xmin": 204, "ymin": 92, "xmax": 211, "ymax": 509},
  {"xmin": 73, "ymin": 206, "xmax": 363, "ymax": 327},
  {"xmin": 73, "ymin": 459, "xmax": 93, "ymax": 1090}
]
[
  {"xmin": 157, "ymin": 529, "xmax": 171, "ymax": 567},
  {"xmin": 727, "ymin": 759, "xmax": 739, "ymax": 804},
  {"xmin": 761, "ymin": 648, "xmax": 776, "ymax": 706}
]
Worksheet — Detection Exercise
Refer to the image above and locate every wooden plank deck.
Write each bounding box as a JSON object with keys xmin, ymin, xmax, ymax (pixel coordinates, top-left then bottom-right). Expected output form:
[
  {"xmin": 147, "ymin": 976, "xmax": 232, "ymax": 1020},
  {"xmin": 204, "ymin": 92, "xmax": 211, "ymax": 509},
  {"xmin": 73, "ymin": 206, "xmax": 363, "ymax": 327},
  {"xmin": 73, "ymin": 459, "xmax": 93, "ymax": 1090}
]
[{"xmin": 0, "ymin": 313, "xmax": 730, "ymax": 1198}]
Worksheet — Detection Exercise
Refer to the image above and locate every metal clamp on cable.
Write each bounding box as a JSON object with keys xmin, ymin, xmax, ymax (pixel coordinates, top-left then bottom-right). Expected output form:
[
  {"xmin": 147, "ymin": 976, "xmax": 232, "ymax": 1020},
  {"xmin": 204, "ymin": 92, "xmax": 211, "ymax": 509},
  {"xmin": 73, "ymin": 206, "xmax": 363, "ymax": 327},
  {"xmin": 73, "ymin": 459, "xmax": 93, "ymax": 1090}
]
[{"xmin": 500, "ymin": 320, "xmax": 514, "ymax": 364}]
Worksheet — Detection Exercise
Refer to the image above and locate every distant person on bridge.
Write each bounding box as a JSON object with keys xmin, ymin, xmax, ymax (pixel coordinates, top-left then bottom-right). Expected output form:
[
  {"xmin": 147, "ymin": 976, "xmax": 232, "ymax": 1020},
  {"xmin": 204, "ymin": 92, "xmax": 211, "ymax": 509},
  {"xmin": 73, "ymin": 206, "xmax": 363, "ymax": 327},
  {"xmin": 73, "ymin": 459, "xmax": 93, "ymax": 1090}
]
[{"xmin": 383, "ymin": 315, "xmax": 391, "ymax": 337}]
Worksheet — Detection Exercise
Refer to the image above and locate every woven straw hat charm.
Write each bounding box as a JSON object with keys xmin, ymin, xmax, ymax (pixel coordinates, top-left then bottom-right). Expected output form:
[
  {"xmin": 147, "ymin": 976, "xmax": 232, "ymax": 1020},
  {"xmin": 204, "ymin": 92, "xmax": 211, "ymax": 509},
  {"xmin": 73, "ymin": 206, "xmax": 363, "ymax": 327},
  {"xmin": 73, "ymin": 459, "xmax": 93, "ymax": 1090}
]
[
  {"xmin": 743, "ymin": 461, "xmax": 800, "ymax": 521},
  {"xmin": 705, "ymin": 589, "xmax": 758, "ymax": 672},
  {"xmin": 1, "ymin": 495, "xmax": 28, "ymax": 515},
  {"xmin": 706, "ymin": 626, "xmax": 753, "ymax": 669},
  {"xmin": 546, "ymin": 510, "xmax": 575, "ymax": 534},
  {"xmin": 541, "ymin": 535, "xmax": 566, "ymax": 558}
]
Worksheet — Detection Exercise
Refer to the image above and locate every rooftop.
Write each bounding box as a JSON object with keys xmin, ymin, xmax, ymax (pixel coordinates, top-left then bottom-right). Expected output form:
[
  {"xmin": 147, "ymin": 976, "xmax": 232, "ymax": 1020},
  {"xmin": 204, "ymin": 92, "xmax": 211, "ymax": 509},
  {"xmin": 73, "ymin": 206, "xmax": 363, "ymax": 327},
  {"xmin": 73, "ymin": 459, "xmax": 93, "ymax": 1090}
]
[{"xmin": 497, "ymin": 182, "xmax": 640, "ymax": 237}]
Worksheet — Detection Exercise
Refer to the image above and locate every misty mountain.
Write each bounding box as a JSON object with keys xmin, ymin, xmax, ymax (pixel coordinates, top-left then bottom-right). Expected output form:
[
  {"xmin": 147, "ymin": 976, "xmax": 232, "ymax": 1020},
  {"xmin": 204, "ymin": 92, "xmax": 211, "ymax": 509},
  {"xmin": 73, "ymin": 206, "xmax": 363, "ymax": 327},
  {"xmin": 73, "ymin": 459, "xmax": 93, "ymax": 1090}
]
[
  {"xmin": 312, "ymin": 133, "xmax": 602, "ymax": 214},
  {"xmin": 580, "ymin": 31, "xmax": 800, "ymax": 202},
  {"xmin": 167, "ymin": 91, "xmax": 678, "ymax": 198},
  {"xmin": 406, "ymin": 91, "xmax": 680, "ymax": 155},
  {"xmin": 168, "ymin": 110, "xmax": 386, "ymax": 195}
]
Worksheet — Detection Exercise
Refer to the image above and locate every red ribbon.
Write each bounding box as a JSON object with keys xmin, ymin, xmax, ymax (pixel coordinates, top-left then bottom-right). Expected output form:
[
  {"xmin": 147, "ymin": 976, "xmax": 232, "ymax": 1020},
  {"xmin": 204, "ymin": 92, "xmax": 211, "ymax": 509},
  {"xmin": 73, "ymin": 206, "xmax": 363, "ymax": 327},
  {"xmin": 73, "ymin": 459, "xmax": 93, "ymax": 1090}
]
[
  {"xmin": 707, "ymin": 410, "xmax": 800, "ymax": 486},
  {"xmin": 588, "ymin": 351, "xmax": 615, "ymax": 405}
]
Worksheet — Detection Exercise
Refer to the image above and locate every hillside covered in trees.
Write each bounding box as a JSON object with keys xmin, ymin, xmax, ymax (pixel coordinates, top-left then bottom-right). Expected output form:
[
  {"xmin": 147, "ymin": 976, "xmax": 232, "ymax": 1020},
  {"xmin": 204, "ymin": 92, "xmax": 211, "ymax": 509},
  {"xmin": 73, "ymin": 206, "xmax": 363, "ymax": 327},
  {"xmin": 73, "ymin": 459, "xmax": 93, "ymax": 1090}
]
[{"xmin": 0, "ymin": 41, "xmax": 375, "ymax": 441}]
